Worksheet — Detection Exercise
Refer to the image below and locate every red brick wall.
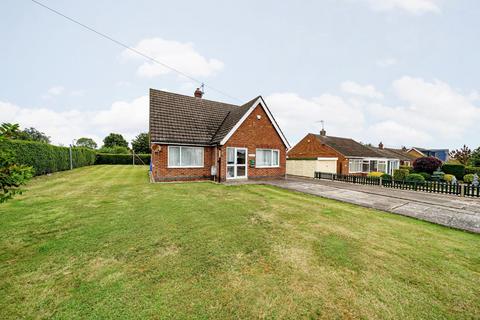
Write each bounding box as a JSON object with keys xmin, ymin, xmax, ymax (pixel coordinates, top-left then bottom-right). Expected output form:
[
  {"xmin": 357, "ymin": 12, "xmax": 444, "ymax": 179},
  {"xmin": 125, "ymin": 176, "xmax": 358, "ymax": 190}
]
[
  {"xmin": 151, "ymin": 145, "xmax": 215, "ymax": 182},
  {"xmin": 287, "ymin": 133, "xmax": 349, "ymax": 174},
  {"xmin": 219, "ymin": 104, "xmax": 287, "ymax": 181}
]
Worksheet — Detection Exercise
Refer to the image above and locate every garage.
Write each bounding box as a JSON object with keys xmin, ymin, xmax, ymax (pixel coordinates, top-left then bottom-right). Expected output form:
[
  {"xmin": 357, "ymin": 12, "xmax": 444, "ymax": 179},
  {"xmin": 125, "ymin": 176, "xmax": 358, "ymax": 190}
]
[{"xmin": 286, "ymin": 157, "xmax": 338, "ymax": 178}]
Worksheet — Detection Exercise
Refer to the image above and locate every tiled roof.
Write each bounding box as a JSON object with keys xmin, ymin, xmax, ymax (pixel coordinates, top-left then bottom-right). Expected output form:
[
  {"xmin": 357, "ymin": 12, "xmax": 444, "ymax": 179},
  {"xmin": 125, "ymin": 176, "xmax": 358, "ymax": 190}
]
[
  {"xmin": 149, "ymin": 89, "xmax": 257, "ymax": 145},
  {"xmin": 367, "ymin": 147, "xmax": 415, "ymax": 161},
  {"xmin": 314, "ymin": 135, "xmax": 382, "ymax": 158}
]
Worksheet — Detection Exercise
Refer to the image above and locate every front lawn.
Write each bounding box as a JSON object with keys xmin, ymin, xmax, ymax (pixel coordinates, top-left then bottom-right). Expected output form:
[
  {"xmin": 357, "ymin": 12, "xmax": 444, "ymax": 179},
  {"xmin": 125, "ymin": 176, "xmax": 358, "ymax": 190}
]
[{"xmin": 0, "ymin": 165, "xmax": 479, "ymax": 319}]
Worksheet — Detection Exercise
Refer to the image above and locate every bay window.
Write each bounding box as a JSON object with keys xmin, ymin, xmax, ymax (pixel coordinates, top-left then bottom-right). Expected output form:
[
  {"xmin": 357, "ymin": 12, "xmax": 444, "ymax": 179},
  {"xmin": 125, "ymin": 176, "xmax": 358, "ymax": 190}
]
[
  {"xmin": 168, "ymin": 146, "xmax": 204, "ymax": 167},
  {"xmin": 256, "ymin": 149, "xmax": 280, "ymax": 167}
]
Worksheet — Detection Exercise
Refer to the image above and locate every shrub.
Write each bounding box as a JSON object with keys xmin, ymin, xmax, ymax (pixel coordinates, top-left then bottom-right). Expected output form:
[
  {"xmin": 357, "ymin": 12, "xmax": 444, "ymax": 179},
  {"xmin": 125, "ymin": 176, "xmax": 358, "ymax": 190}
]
[
  {"xmin": 367, "ymin": 172, "xmax": 384, "ymax": 178},
  {"xmin": 418, "ymin": 172, "xmax": 431, "ymax": 181},
  {"xmin": 413, "ymin": 157, "xmax": 442, "ymax": 174},
  {"xmin": 431, "ymin": 171, "xmax": 445, "ymax": 181},
  {"xmin": 393, "ymin": 169, "xmax": 409, "ymax": 181},
  {"xmin": 0, "ymin": 149, "xmax": 33, "ymax": 203},
  {"xmin": 381, "ymin": 173, "xmax": 392, "ymax": 181},
  {"xmin": 443, "ymin": 174, "xmax": 455, "ymax": 182},
  {"xmin": 465, "ymin": 166, "xmax": 480, "ymax": 175},
  {"xmin": 463, "ymin": 174, "xmax": 474, "ymax": 184},
  {"xmin": 95, "ymin": 153, "xmax": 150, "ymax": 165},
  {"xmin": 400, "ymin": 165, "xmax": 413, "ymax": 173},
  {"xmin": 406, "ymin": 173, "xmax": 426, "ymax": 183},
  {"xmin": 0, "ymin": 139, "xmax": 96, "ymax": 176},
  {"xmin": 442, "ymin": 163, "xmax": 466, "ymax": 180}
]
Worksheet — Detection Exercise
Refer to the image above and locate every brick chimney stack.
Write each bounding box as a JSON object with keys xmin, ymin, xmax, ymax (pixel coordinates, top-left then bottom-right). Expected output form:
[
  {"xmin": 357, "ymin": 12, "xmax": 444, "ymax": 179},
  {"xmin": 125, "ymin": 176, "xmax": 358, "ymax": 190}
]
[
  {"xmin": 194, "ymin": 88, "xmax": 203, "ymax": 98},
  {"xmin": 320, "ymin": 129, "xmax": 326, "ymax": 136},
  {"xmin": 378, "ymin": 142, "xmax": 384, "ymax": 149}
]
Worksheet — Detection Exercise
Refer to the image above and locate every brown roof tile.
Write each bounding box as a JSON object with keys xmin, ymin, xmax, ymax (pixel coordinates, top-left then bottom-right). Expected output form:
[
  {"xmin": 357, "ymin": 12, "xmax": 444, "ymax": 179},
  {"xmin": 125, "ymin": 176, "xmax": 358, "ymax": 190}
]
[{"xmin": 149, "ymin": 89, "xmax": 256, "ymax": 145}]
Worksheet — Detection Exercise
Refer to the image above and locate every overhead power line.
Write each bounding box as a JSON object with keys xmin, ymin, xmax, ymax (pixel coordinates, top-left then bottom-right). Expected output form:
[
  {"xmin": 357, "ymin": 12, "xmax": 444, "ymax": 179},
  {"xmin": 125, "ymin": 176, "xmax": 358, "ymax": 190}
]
[{"xmin": 29, "ymin": 0, "xmax": 242, "ymax": 102}]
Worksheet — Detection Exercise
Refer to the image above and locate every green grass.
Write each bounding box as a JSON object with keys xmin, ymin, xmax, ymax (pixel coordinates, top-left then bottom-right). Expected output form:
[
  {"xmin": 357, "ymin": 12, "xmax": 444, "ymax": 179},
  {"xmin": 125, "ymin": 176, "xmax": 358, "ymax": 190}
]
[{"xmin": 0, "ymin": 165, "xmax": 479, "ymax": 319}]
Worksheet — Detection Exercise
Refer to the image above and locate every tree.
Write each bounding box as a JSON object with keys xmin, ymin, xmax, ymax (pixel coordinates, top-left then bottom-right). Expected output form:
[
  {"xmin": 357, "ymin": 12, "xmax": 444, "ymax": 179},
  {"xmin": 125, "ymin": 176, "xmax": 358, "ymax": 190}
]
[
  {"xmin": 471, "ymin": 147, "xmax": 480, "ymax": 166},
  {"xmin": 413, "ymin": 157, "xmax": 442, "ymax": 174},
  {"xmin": 103, "ymin": 133, "xmax": 128, "ymax": 148},
  {"xmin": 0, "ymin": 123, "xmax": 20, "ymax": 139},
  {"xmin": 19, "ymin": 127, "xmax": 51, "ymax": 143},
  {"xmin": 131, "ymin": 133, "xmax": 150, "ymax": 154},
  {"xmin": 449, "ymin": 145, "xmax": 471, "ymax": 165},
  {"xmin": 0, "ymin": 134, "xmax": 33, "ymax": 203},
  {"xmin": 76, "ymin": 137, "xmax": 98, "ymax": 149}
]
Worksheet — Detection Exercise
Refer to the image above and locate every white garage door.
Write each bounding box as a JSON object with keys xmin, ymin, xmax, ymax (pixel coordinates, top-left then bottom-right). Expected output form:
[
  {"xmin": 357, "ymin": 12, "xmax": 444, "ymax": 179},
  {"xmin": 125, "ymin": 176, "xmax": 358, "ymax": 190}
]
[{"xmin": 287, "ymin": 158, "xmax": 337, "ymax": 178}]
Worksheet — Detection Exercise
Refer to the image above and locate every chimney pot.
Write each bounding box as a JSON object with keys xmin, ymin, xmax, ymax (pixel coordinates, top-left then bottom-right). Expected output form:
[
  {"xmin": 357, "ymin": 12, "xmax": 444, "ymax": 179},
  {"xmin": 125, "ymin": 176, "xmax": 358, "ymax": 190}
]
[
  {"xmin": 194, "ymin": 88, "xmax": 203, "ymax": 98},
  {"xmin": 379, "ymin": 142, "xmax": 384, "ymax": 149},
  {"xmin": 320, "ymin": 129, "xmax": 326, "ymax": 136}
]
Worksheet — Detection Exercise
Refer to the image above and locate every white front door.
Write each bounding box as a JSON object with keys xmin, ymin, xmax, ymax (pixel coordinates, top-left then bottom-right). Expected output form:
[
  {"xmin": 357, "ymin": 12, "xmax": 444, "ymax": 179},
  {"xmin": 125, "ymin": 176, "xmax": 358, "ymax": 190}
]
[{"xmin": 226, "ymin": 147, "xmax": 247, "ymax": 179}]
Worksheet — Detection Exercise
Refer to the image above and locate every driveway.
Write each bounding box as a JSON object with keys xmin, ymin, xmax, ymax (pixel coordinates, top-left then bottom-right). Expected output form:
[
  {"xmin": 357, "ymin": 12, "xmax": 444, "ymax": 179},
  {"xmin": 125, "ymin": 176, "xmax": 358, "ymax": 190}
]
[{"xmin": 263, "ymin": 176, "xmax": 480, "ymax": 233}]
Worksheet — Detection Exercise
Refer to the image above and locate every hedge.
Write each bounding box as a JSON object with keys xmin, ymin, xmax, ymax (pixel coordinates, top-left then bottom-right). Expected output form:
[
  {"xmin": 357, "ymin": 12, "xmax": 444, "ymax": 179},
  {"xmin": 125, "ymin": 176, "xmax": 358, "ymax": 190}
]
[
  {"xmin": 0, "ymin": 139, "xmax": 96, "ymax": 176},
  {"xmin": 95, "ymin": 153, "xmax": 151, "ymax": 165},
  {"xmin": 442, "ymin": 163, "xmax": 465, "ymax": 180}
]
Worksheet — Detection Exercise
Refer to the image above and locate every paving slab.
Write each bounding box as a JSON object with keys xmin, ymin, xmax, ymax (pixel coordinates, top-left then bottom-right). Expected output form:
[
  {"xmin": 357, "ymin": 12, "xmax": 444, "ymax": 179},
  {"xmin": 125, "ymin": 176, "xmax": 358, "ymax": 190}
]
[{"xmin": 260, "ymin": 177, "xmax": 480, "ymax": 233}]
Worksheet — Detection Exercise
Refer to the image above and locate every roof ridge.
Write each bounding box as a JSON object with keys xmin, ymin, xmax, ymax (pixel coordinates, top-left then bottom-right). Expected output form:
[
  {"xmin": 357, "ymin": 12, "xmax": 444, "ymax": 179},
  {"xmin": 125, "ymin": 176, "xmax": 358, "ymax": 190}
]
[{"xmin": 149, "ymin": 88, "xmax": 239, "ymax": 108}]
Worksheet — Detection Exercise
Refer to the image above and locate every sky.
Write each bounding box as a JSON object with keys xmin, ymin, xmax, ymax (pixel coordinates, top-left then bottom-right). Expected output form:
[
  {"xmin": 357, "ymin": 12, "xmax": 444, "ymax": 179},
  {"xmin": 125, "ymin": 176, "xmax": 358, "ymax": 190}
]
[{"xmin": 1, "ymin": 0, "xmax": 479, "ymax": 149}]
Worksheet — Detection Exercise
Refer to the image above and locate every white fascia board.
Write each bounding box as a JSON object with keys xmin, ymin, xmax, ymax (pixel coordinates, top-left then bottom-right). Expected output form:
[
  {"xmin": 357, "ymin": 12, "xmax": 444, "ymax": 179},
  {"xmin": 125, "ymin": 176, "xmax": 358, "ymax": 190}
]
[{"xmin": 219, "ymin": 97, "xmax": 291, "ymax": 148}]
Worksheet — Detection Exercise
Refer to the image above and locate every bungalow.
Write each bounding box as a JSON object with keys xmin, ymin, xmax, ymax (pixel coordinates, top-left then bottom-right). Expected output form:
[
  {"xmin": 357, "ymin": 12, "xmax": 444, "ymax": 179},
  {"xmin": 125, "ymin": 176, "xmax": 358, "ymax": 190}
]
[
  {"xmin": 286, "ymin": 130, "xmax": 402, "ymax": 177},
  {"xmin": 407, "ymin": 147, "xmax": 449, "ymax": 162},
  {"xmin": 149, "ymin": 88, "xmax": 290, "ymax": 182}
]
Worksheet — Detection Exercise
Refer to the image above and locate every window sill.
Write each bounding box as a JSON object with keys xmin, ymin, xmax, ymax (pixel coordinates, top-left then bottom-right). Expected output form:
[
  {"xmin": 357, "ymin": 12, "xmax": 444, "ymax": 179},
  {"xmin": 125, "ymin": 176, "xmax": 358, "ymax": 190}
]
[
  {"xmin": 168, "ymin": 166, "xmax": 204, "ymax": 169},
  {"xmin": 256, "ymin": 165, "xmax": 280, "ymax": 168}
]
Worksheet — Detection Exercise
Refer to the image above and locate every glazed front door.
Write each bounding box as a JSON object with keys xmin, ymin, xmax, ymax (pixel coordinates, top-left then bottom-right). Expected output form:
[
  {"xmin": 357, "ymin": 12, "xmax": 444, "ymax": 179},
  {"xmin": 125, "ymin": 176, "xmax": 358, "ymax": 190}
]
[{"xmin": 226, "ymin": 147, "xmax": 247, "ymax": 179}]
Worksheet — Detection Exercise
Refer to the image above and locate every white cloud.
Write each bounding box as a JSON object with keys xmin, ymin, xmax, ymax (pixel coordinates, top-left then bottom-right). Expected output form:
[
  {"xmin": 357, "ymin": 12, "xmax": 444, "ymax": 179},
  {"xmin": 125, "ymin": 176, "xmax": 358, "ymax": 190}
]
[
  {"xmin": 0, "ymin": 96, "xmax": 148, "ymax": 147},
  {"xmin": 122, "ymin": 38, "xmax": 224, "ymax": 78},
  {"xmin": 267, "ymin": 77, "xmax": 480, "ymax": 149},
  {"xmin": 376, "ymin": 58, "xmax": 397, "ymax": 68},
  {"xmin": 48, "ymin": 86, "xmax": 65, "ymax": 96},
  {"xmin": 266, "ymin": 92, "xmax": 366, "ymax": 145},
  {"xmin": 341, "ymin": 81, "xmax": 384, "ymax": 99},
  {"xmin": 363, "ymin": 0, "xmax": 441, "ymax": 15}
]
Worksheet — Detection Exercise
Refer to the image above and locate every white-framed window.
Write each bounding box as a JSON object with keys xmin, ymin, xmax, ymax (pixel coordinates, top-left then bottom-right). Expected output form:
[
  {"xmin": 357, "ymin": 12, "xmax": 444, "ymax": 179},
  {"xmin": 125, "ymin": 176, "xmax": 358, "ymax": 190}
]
[
  {"xmin": 348, "ymin": 159, "xmax": 363, "ymax": 173},
  {"xmin": 256, "ymin": 149, "xmax": 280, "ymax": 167},
  {"xmin": 168, "ymin": 146, "xmax": 204, "ymax": 168},
  {"xmin": 378, "ymin": 161, "xmax": 387, "ymax": 173}
]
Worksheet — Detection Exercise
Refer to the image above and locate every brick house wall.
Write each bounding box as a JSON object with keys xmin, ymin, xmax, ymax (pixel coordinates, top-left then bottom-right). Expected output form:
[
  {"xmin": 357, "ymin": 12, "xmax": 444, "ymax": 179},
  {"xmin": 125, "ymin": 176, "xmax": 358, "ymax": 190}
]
[
  {"xmin": 151, "ymin": 145, "xmax": 216, "ymax": 182},
  {"xmin": 287, "ymin": 133, "xmax": 350, "ymax": 174},
  {"xmin": 219, "ymin": 104, "xmax": 287, "ymax": 181}
]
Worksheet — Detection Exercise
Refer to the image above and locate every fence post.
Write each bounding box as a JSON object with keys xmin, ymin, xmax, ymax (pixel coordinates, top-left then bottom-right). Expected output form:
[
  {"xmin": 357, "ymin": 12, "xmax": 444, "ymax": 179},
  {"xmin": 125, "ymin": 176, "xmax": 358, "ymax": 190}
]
[
  {"xmin": 379, "ymin": 177, "xmax": 383, "ymax": 187},
  {"xmin": 69, "ymin": 144, "xmax": 73, "ymax": 170},
  {"xmin": 460, "ymin": 185, "xmax": 465, "ymax": 197}
]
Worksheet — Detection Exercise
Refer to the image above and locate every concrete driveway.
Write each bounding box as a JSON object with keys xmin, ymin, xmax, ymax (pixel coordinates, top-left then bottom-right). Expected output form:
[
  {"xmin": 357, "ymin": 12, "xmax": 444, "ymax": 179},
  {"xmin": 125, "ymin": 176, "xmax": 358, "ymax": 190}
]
[{"xmin": 263, "ymin": 176, "xmax": 480, "ymax": 233}]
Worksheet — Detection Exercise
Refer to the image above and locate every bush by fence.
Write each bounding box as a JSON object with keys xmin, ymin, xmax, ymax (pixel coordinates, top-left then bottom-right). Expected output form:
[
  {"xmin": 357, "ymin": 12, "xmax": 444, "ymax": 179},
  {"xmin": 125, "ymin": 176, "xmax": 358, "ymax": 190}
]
[
  {"xmin": 393, "ymin": 169, "xmax": 409, "ymax": 181},
  {"xmin": 95, "ymin": 153, "xmax": 150, "ymax": 165},
  {"xmin": 442, "ymin": 163, "xmax": 465, "ymax": 180},
  {"xmin": 0, "ymin": 139, "xmax": 96, "ymax": 176},
  {"xmin": 465, "ymin": 166, "xmax": 480, "ymax": 175}
]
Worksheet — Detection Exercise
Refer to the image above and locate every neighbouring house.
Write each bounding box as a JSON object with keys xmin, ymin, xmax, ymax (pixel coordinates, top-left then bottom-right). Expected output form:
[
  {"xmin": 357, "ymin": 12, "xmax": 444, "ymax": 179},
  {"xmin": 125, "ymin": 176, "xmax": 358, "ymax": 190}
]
[
  {"xmin": 286, "ymin": 130, "xmax": 401, "ymax": 177},
  {"xmin": 368, "ymin": 143, "xmax": 416, "ymax": 167},
  {"xmin": 149, "ymin": 88, "xmax": 290, "ymax": 182},
  {"xmin": 407, "ymin": 147, "xmax": 449, "ymax": 162}
]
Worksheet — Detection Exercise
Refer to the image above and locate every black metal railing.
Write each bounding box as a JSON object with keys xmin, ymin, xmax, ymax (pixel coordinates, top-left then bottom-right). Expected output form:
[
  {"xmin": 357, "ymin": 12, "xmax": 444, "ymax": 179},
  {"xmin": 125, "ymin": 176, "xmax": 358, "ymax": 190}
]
[{"xmin": 314, "ymin": 172, "xmax": 479, "ymax": 198}]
